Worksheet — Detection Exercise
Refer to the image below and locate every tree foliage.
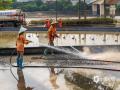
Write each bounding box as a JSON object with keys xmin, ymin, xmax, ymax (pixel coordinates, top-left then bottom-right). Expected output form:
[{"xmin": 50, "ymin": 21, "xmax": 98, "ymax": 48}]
[
  {"xmin": 116, "ymin": 4, "xmax": 120, "ymax": 11},
  {"xmin": 12, "ymin": 0, "xmax": 89, "ymax": 12},
  {"xmin": 0, "ymin": 0, "xmax": 14, "ymax": 10},
  {"xmin": 0, "ymin": 0, "xmax": 90, "ymax": 12},
  {"xmin": 0, "ymin": 0, "xmax": 120, "ymax": 13}
]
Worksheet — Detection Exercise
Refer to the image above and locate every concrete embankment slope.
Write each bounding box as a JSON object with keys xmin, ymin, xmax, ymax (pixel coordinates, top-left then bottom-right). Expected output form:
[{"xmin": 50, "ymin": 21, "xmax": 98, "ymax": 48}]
[{"xmin": 0, "ymin": 45, "xmax": 120, "ymax": 55}]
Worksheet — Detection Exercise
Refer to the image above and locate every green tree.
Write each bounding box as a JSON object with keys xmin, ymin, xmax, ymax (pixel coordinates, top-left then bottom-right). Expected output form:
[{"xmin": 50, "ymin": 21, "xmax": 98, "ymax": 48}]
[
  {"xmin": 11, "ymin": 0, "xmax": 90, "ymax": 12},
  {"xmin": 57, "ymin": 0, "xmax": 74, "ymax": 11},
  {"xmin": 116, "ymin": 4, "xmax": 120, "ymax": 11},
  {"xmin": 0, "ymin": 0, "xmax": 14, "ymax": 10},
  {"xmin": 35, "ymin": 0, "xmax": 43, "ymax": 7}
]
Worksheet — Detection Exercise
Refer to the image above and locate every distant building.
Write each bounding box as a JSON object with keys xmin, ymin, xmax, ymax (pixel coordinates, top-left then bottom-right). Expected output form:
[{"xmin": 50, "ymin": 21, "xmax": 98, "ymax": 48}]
[{"xmin": 91, "ymin": 0, "xmax": 119, "ymax": 17}]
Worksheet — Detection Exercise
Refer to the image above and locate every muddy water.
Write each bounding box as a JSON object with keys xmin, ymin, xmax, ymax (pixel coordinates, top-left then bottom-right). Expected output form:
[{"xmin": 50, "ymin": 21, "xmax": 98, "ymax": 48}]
[{"xmin": 0, "ymin": 32, "xmax": 120, "ymax": 48}]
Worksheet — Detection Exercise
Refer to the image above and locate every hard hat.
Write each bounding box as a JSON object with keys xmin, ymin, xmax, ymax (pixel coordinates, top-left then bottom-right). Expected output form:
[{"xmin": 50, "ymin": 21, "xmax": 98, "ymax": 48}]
[
  {"xmin": 51, "ymin": 20, "xmax": 58, "ymax": 25},
  {"xmin": 18, "ymin": 26, "xmax": 27, "ymax": 34}
]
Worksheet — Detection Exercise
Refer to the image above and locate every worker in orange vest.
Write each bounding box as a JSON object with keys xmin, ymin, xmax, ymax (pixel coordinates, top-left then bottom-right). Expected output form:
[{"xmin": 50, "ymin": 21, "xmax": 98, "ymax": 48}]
[
  {"xmin": 45, "ymin": 19, "xmax": 50, "ymax": 29},
  {"xmin": 16, "ymin": 26, "xmax": 31, "ymax": 70},
  {"xmin": 58, "ymin": 18, "xmax": 62, "ymax": 28},
  {"xmin": 48, "ymin": 20, "xmax": 59, "ymax": 46},
  {"xmin": 44, "ymin": 20, "xmax": 59, "ymax": 55}
]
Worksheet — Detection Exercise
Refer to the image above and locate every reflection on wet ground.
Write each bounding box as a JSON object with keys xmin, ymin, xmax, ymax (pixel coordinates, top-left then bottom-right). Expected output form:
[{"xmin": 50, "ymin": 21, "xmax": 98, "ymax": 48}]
[
  {"xmin": 49, "ymin": 66, "xmax": 59, "ymax": 89},
  {"xmin": 17, "ymin": 69, "xmax": 33, "ymax": 90},
  {"xmin": 0, "ymin": 51, "xmax": 120, "ymax": 90},
  {"xmin": 0, "ymin": 32, "xmax": 120, "ymax": 48},
  {"xmin": 0, "ymin": 65, "xmax": 83, "ymax": 90},
  {"xmin": 0, "ymin": 64, "xmax": 120, "ymax": 90}
]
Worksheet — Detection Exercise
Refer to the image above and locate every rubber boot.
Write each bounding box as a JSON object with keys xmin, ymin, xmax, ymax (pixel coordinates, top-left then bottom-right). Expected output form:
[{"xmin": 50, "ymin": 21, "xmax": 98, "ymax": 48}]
[
  {"xmin": 19, "ymin": 59, "xmax": 23, "ymax": 69},
  {"xmin": 17, "ymin": 59, "xmax": 21, "ymax": 71},
  {"xmin": 19, "ymin": 57, "xmax": 23, "ymax": 70},
  {"xmin": 16, "ymin": 56, "xmax": 20, "ymax": 67}
]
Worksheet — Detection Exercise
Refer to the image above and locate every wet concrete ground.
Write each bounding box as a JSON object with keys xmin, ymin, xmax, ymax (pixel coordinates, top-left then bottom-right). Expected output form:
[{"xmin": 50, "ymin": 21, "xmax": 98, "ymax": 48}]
[
  {"xmin": 0, "ymin": 63, "xmax": 120, "ymax": 90},
  {"xmin": 1, "ymin": 32, "xmax": 120, "ymax": 90},
  {"xmin": 0, "ymin": 52, "xmax": 120, "ymax": 90},
  {"xmin": 0, "ymin": 65, "xmax": 83, "ymax": 90}
]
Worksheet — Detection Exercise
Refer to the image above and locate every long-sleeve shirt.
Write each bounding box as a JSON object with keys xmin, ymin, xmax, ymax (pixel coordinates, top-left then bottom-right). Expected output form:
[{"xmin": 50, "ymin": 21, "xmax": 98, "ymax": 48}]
[{"xmin": 16, "ymin": 35, "xmax": 29, "ymax": 52}]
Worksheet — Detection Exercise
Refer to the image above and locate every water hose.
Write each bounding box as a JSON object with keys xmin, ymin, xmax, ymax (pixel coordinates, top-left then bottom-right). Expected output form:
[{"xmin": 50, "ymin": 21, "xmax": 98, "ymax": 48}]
[{"xmin": 9, "ymin": 49, "xmax": 18, "ymax": 81}]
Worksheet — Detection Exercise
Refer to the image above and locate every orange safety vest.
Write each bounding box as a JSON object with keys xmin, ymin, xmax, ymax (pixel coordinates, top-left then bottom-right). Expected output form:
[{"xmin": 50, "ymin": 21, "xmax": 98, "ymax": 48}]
[
  {"xmin": 48, "ymin": 26, "xmax": 57, "ymax": 42},
  {"xmin": 16, "ymin": 35, "xmax": 29, "ymax": 52}
]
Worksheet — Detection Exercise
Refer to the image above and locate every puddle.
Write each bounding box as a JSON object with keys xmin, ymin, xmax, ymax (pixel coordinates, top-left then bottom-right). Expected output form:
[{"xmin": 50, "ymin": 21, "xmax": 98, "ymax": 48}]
[
  {"xmin": 0, "ymin": 65, "xmax": 83, "ymax": 90},
  {"xmin": 0, "ymin": 64, "xmax": 120, "ymax": 90}
]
